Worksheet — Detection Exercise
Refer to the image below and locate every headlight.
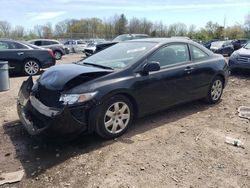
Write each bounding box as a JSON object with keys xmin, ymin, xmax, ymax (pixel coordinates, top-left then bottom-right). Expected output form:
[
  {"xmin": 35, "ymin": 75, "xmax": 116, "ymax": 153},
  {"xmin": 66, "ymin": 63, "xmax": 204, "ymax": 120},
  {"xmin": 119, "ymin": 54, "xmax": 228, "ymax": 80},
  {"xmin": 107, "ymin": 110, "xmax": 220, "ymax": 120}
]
[{"xmin": 59, "ymin": 92, "xmax": 97, "ymax": 105}]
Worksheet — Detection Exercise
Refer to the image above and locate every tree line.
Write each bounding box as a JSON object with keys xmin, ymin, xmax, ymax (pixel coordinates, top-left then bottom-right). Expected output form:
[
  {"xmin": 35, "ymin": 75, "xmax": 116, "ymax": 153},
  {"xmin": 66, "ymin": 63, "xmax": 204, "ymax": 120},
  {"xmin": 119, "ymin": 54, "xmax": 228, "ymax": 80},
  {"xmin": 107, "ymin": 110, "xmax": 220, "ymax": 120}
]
[{"xmin": 0, "ymin": 13, "xmax": 250, "ymax": 41}]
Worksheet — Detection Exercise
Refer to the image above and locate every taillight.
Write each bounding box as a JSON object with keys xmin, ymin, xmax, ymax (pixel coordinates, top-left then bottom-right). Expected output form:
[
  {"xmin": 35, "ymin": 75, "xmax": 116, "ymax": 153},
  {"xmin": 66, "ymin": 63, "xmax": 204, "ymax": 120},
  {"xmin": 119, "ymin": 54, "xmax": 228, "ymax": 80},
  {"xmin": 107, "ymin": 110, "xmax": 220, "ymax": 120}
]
[{"xmin": 48, "ymin": 49, "xmax": 55, "ymax": 58}]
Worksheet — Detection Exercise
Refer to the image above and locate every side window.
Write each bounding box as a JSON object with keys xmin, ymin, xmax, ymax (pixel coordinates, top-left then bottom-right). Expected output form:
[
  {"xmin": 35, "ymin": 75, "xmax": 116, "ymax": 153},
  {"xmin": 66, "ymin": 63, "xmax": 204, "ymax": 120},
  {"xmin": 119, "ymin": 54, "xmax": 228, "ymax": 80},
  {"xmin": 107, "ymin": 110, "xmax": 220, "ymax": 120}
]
[
  {"xmin": 12, "ymin": 42, "xmax": 29, "ymax": 49},
  {"xmin": 50, "ymin": 41, "xmax": 59, "ymax": 45},
  {"xmin": 190, "ymin": 45, "xmax": 209, "ymax": 60},
  {"xmin": 148, "ymin": 44, "xmax": 190, "ymax": 67},
  {"xmin": 42, "ymin": 41, "xmax": 51, "ymax": 45},
  {"xmin": 0, "ymin": 41, "xmax": 9, "ymax": 50},
  {"xmin": 77, "ymin": 41, "xmax": 85, "ymax": 44},
  {"xmin": 34, "ymin": 41, "xmax": 42, "ymax": 46}
]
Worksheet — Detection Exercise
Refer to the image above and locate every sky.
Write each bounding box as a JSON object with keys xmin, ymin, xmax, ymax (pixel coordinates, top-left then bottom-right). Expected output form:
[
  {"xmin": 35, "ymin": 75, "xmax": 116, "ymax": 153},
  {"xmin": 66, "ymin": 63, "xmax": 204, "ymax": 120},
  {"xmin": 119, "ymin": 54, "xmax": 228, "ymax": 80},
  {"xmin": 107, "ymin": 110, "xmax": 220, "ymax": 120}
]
[{"xmin": 1, "ymin": 0, "xmax": 250, "ymax": 29}]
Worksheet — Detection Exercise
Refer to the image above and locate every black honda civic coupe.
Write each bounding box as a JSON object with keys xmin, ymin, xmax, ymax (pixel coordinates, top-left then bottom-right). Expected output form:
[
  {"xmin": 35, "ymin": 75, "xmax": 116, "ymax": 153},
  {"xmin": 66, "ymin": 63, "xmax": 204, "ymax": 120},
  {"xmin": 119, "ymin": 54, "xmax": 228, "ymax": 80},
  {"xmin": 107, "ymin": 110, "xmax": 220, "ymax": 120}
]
[{"xmin": 17, "ymin": 38, "xmax": 229, "ymax": 139}]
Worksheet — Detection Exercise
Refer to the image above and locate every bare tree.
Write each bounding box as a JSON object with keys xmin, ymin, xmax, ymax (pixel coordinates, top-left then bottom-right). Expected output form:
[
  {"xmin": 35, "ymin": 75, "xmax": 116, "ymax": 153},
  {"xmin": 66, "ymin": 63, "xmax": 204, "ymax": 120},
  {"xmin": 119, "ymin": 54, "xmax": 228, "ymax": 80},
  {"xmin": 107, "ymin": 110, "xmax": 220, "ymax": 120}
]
[
  {"xmin": 43, "ymin": 22, "xmax": 53, "ymax": 38},
  {"xmin": 11, "ymin": 25, "xmax": 25, "ymax": 39},
  {"xmin": 34, "ymin": 25, "xmax": 43, "ymax": 38},
  {"xmin": 54, "ymin": 20, "xmax": 68, "ymax": 38},
  {"xmin": 0, "ymin": 21, "xmax": 11, "ymax": 37},
  {"xmin": 244, "ymin": 12, "xmax": 250, "ymax": 31}
]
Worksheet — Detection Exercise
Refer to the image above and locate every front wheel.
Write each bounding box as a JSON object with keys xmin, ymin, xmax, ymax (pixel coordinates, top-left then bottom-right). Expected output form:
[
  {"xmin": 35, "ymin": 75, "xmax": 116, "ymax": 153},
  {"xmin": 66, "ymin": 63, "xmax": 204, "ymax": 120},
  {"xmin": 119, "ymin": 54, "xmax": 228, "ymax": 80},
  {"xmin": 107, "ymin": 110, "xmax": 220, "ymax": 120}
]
[
  {"xmin": 93, "ymin": 95, "xmax": 134, "ymax": 139},
  {"xmin": 205, "ymin": 76, "xmax": 224, "ymax": 104}
]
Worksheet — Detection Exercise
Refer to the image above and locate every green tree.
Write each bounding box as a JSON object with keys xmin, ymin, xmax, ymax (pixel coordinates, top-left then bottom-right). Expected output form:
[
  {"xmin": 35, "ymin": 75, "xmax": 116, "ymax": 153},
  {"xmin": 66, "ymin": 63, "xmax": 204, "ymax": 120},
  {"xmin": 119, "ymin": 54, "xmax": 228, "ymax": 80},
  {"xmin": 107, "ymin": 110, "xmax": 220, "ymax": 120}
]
[{"xmin": 114, "ymin": 14, "xmax": 128, "ymax": 35}]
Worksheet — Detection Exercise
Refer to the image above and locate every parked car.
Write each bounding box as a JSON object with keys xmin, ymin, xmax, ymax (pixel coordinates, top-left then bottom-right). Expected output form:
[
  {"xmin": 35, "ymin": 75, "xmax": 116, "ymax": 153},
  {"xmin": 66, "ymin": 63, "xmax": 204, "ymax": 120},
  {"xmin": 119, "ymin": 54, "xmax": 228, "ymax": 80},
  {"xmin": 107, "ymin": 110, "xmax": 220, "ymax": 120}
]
[
  {"xmin": 229, "ymin": 41, "xmax": 250, "ymax": 72},
  {"xmin": 94, "ymin": 34, "xmax": 149, "ymax": 54},
  {"xmin": 28, "ymin": 39, "xmax": 66, "ymax": 60},
  {"xmin": 231, "ymin": 39, "xmax": 249, "ymax": 51},
  {"xmin": 210, "ymin": 40, "xmax": 234, "ymax": 56},
  {"xmin": 64, "ymin": 40, "xmax": 87, "ymax": 53},
  {"xmin": 84, "ymin": 40, "xmax": 106, "ymax": 57},
  {"xmin": 0, "ymin": 39, "xmax": 55, "ymax": 76},
  {"xmin": 17, "ymin": 38, "xmax": 229, "ymax": 139},
  {"xmin": 202, "ymin": 39, "xmax": 219, "ymax": 49}
]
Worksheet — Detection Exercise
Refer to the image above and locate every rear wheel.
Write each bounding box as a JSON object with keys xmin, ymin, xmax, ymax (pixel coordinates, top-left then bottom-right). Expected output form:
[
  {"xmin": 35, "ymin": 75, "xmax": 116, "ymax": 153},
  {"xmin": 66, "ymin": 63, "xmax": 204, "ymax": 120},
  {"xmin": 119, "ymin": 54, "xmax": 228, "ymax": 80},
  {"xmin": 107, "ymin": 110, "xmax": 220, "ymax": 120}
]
[
  {"xmin": 54, "ymin": 51, "xmax": 62, "ymax": 60},
  {"xmin": 23, "ymin": 59, "xmax": 40, "ymax": 76},
  {"xmin": 205, "ymin": 76, "xmax": 224, "ymax": 104},
  {"xmin": 93, "ymin": 95, "xmax": 134, "ymax": 139}
]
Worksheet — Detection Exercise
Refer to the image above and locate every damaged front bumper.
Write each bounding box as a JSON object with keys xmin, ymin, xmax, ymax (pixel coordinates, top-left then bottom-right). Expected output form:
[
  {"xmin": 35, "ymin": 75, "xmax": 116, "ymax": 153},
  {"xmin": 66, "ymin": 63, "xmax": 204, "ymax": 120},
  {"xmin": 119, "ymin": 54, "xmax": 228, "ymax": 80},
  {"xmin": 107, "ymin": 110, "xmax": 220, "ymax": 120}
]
[{"xmin": 17, "ymin": 77, "xmax": 89, "ymax": 137}]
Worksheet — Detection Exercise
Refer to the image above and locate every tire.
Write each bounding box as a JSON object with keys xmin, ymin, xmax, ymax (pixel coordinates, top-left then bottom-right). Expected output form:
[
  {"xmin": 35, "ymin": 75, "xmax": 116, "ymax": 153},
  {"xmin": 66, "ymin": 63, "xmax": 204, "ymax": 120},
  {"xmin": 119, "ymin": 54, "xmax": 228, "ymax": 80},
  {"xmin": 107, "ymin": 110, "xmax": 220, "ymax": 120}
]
[
  {"xmin": 54, "ymin": 51, "xmax": 62, "ymax": 60},
  {"xmin": 205, "ymin": 76, "xmax": 224, "ymax": 104},
  {"xmin": 93, "ymin": 95, "xmax": 134, "ymax": 139},
  {"xmin": 23, "ymin": 59, "xmax": 40, "ymax": 76}
]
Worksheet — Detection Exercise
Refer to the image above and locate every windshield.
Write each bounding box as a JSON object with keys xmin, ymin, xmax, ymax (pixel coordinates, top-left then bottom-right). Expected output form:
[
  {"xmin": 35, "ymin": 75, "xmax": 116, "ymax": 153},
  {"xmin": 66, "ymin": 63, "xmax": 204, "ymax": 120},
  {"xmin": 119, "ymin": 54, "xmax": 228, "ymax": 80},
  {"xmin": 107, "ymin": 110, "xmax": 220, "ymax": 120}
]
[
  {"xmin": 81, "ymin": 42, "xmax": 156, "ymax": 70},
  {"xmin": 244, "ymin": 42, "xmax": 250, "ymax": 49},
  {"xmin": 211, "ymin": 41, "xmax": 225, "ymax": 48}
]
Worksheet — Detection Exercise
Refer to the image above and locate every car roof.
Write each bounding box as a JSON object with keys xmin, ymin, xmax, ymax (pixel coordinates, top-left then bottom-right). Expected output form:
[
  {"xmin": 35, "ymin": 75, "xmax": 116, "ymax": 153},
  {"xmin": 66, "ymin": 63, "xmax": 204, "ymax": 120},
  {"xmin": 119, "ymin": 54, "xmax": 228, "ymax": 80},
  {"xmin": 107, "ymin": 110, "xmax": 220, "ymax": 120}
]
[
  {"xmin": 127, "ymin": 37, "xmax": 193, "ymax": 44},
  {"xmin": 29, "ymin": 39, "xmax": 59, "ymax": 42},
  {"xmin": 124, "ymin": 37, "xmax": 214, "ymax": 55}
]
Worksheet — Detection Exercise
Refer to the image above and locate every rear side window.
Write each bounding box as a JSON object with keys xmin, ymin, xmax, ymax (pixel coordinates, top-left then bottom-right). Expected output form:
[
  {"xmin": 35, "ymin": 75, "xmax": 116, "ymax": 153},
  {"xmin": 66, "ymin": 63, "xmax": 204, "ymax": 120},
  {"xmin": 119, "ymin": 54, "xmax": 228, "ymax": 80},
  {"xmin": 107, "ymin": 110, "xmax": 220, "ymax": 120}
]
[
  {"xmin": 190, "ymin": 45, "xmax": 209, "ymax": 60},
  {"xmin": 34, "ymin": 41, "xmax": 42, "ymax": 46},
  {"xmin": 42, "ymin": 41, "xmax": 52, "ymax": 45},
  {"xmin": 50, "ymin": 41, "xmax": 59, "ymax": 45},
  {"xmin": 148, "ymin": 44, "xmax": 190, "ymax": 67}
]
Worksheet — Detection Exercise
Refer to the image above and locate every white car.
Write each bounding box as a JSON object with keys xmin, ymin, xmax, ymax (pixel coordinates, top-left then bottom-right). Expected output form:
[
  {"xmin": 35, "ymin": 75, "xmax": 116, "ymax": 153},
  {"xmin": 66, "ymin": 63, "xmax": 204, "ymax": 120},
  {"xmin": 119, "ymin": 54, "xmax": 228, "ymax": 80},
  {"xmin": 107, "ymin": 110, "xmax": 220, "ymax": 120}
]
[{"xmin": 64, "ymin": 40, "xmax": 87, "ymax": 53}]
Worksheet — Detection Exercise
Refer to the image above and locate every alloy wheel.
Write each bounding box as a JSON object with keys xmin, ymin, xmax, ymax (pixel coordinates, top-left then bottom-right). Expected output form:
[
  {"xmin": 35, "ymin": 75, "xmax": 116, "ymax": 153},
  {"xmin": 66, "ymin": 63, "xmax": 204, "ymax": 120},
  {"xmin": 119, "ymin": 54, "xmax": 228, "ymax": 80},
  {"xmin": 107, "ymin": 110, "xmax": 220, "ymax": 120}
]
[
  {"xmin": 54, "ymin": 51, "xmax": 62, "ymax": 60},
  {"xmin": 211, "ymin": 79, "xmax": 223, "ymax": 101},
  {"xmin": 24, "ymin": 60, "xmax": 40, "ymax": 75},
  {"xmin": 104, "ymin": 102, "xmax": 130, "ymax": 134}
]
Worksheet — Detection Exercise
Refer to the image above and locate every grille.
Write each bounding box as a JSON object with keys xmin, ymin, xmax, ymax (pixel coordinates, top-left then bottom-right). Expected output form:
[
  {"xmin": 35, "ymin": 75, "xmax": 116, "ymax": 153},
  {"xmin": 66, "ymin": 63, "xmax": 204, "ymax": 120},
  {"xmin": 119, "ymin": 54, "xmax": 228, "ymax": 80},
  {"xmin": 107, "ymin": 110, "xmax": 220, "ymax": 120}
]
[
  {"xmin": 237, "ymin": 55, "xmax": 250, "ymax": 63},
  {"xmin": 34, "ymin": 84, "xmax": 62, "ymax": 108}
]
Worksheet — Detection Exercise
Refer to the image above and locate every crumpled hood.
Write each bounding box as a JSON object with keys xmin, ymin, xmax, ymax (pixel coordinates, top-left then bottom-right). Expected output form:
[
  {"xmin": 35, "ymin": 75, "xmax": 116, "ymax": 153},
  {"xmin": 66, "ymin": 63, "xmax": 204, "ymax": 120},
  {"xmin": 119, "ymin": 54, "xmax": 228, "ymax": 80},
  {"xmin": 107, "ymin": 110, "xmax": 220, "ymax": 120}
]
[
  {"xmin": 236, "ymin": 48, "xmax": 250, "ymax": 56},
  {"xmin": 39, "ymin": 63, "xmax": 113, "ymax": 90}
]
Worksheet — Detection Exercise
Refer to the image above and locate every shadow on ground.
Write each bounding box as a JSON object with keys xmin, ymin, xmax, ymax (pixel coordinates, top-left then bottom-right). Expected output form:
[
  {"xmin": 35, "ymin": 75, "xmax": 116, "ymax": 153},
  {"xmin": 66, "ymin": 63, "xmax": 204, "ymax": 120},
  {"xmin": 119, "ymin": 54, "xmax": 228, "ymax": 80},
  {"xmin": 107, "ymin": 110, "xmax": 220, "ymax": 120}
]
[
  {"xmin": 230, "ymin": 70, "xmax": 250, "ymax": 79},
  {"xmin": 3, "ymin": 100, "xmax": 210, "ymax": 178}
]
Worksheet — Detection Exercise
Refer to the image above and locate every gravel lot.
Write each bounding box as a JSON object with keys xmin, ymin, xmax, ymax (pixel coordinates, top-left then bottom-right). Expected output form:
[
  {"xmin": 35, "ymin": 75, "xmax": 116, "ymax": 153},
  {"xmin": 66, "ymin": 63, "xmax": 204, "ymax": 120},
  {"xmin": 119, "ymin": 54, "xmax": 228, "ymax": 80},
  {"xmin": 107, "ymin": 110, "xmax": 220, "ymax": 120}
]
[{"xmin": 0, "ymin": 53, "xmax": 249, "ymax": 188}]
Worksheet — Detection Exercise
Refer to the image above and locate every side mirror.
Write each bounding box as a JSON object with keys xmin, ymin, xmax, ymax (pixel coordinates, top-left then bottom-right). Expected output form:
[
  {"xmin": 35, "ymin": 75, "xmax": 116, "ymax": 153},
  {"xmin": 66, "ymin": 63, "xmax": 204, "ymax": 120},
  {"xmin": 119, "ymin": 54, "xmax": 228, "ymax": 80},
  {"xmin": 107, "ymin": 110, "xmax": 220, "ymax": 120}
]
[{"xmin": 143, "ymin": 61, "xmax": 160, "ymax": 73}]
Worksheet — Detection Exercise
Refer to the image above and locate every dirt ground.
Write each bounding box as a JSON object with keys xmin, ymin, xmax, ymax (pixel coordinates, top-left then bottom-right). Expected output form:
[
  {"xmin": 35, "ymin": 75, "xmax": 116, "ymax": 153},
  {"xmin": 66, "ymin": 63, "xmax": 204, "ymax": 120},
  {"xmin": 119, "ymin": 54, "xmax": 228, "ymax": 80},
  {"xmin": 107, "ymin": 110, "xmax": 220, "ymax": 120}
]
[{"xmin": 0, "ymin": 53, "xmax": 249, "ymax": 188}]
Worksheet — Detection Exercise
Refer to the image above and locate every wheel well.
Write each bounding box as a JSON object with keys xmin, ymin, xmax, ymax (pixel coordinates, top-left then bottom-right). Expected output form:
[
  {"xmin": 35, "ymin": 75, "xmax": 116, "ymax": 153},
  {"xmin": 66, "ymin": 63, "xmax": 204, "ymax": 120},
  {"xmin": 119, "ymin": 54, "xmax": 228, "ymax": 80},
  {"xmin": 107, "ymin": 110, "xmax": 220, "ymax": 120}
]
[
  {"xmin": 54, "ymin": 50, "xmax": 62, "ymax": 54},
  {"xmin": 102, "ymin": 92, "xmax": 139, "ymax": 118}
]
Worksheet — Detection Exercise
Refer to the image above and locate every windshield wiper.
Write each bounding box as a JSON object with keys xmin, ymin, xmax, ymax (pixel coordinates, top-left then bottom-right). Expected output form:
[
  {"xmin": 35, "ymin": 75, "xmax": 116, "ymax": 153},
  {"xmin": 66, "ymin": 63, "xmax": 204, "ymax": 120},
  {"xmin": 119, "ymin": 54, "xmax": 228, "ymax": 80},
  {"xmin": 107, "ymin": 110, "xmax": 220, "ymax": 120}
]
[{"xmin": 83, "ymin": 62, "xmax": 114, "ymax": 70}]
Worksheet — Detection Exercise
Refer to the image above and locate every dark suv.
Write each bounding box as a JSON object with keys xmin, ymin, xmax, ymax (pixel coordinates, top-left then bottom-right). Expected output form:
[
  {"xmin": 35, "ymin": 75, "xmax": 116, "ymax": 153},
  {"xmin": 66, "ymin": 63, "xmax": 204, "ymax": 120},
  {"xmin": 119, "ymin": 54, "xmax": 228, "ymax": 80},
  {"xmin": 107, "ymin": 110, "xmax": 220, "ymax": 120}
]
[
  {"xmin": 94, "ymin": 34, "xmax": 149, "ymax": 54},
  {"xmin": 232, "ymin": 39, "xmax": 249, "ymax": 51},
  {"xmin": 28, "ymin": 39, "xmax": 67, "ymax": 60}
]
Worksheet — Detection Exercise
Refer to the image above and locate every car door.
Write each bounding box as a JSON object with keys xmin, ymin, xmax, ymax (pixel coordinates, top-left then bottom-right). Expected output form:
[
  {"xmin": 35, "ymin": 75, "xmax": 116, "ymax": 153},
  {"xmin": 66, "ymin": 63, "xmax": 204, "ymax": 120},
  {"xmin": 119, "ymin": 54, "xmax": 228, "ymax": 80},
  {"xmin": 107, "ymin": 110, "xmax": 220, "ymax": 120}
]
[
  {"xmin": 134, "ymin": 43, "xmax": 195, "ymax": 114},
  {"xmin": 188, "ymin": 44, "xmax": 214, "ymax": 99}
]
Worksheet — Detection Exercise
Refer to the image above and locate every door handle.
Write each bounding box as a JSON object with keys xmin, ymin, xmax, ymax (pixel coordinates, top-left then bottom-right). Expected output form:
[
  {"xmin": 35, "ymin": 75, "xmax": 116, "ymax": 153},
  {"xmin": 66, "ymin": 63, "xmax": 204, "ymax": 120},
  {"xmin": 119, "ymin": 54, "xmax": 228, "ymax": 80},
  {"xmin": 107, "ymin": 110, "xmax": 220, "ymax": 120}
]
[
  {"xmin": 184, "ymin": 67, "xmax": 194, "ymax": 74},
  {"xmin": 17, "ymin": 52, "xmax": 24, "ymax": 56}
]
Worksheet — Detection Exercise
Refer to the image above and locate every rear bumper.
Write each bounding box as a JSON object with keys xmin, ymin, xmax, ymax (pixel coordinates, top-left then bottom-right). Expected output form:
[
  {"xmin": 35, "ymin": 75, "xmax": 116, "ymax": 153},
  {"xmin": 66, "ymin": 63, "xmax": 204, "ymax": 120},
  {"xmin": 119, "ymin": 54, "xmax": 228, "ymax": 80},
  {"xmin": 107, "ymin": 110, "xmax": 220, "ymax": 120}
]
[
  {"xmin": 41, "ymin": 58, "xmax": 56, "ymax": 69},
  {"xmin": 17, "ymin": 77, "xmax": 88, "ymax": 136}
]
